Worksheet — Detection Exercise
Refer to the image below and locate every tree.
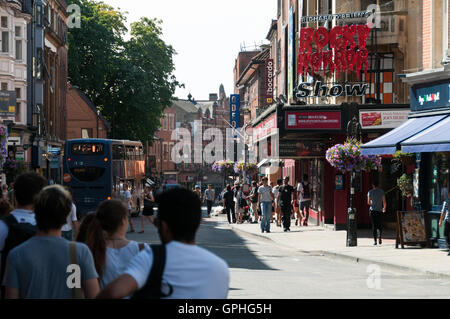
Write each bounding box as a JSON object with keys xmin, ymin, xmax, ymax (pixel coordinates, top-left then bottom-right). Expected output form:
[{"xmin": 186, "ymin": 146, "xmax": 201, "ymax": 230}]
[{"xmin": 66, "ymin": 1, "xmax": 181, "ymax": 142}]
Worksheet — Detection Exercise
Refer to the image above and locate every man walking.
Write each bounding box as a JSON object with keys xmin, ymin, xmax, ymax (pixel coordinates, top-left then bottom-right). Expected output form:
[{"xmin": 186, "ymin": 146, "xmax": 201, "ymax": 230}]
[
  {"xmin": 297, "ymin": 174, "xmax": 312, "ymax": 226},
  {"xmin": 249, "ymin": 181, "xmax": 259, "ymax": 223},
  {"xmin": 258, "ymin": 177, "xmax": 274, "ymax": 233},
  {"xmin": 277, "ymin": 177, "xmax": 295, "ymax": 232},
  {"xmin": 367, "ymin": 179, "xmax": 386, "ymax": 245},
  {"xmin": 203, "ymin": 184, "xmax": 215, "ymax": 218},
  {"xmin": 222, "ymin": 185, "xmax": 236, "ymax": 224}
]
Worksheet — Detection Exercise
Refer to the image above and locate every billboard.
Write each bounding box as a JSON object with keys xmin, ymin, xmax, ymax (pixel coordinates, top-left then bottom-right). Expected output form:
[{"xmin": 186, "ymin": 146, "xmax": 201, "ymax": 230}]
[
  {"xmin": 285, "ymin": 111, "xmax": 342, "ymax": 130},
  {"xmin": 359, "ymin": 110, "xmax": 409, "ymax": 129},
  {"xmin": 0, "ymin": 91, "xmax": 16, "ymax": 116}
]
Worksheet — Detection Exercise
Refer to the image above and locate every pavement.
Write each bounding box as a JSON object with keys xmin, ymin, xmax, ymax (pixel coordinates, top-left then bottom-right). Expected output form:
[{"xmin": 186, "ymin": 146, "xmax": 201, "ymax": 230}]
[{"xmin": 209, "ymin": 207, "xmax": 450, "ymax": 280}]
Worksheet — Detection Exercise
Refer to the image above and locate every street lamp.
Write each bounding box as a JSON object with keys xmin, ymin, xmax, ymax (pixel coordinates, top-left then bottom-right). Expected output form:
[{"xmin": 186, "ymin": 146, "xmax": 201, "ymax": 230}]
[{"xmin": 346, "ymin": 115, "xmax": 362, "ymax": 247}]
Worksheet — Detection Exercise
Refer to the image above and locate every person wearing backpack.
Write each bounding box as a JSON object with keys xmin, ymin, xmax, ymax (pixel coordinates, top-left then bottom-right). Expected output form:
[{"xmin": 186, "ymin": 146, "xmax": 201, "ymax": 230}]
[
  {"xmin": 97, "ymin": 187, "xmax": 229, "ymax": 299},
  {"xmin": 2, "ymin": 185, "xmax": 99, "ymax": 299},
  {"xmin": 0, "ymin": 172, "xmax": 47, "ymax": 298},
  {"xmin": 297, "ymin": 174, "xmax": 312, "ymax": 226},
  {"xmin": 76, "ymin": 199, "xmax": 148, "ymax": 293}
]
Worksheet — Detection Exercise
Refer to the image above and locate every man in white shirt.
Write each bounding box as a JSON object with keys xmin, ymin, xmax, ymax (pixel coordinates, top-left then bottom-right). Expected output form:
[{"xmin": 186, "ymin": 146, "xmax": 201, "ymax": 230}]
[
  {"xmin": 0, "ymin": 173, "xmax": 47, "ymax": 297},
  {"xmin": 97, "ymin": 187, "xmax": 229, "ymax": 299},
  {"xmin": 61, "ymin": 203, "xmax": 78, "ymax": 241}
]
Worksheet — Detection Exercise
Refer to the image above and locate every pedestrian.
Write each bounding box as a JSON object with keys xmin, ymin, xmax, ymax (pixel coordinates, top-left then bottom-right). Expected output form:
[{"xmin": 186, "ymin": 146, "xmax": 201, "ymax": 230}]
[
  {"xmin": 1, "ymin": 185, "xmax": 8, "ymax": 199},
  {"xmin": 293, "ymin": 189, "xmax": 302, "ymax": 226},
  {"xmin": 222, "ymin": 185, "xmax": 235, "ymax": 224},
  {"xmin": 194, "ymin": 185, "xmax": 201, "ymax": 199},
  {"xmin": 203, "ymin": 184, "xmax": 215, "ymax": 218},
  {"xmin": 0, "ymin": 172, "xmax": 47, "ymax": 299},
  {"xmin": 297, "ymin": 174, "xmax": 312, "ymax": 226},
  {"xmin": 277, "ymin": 177, "xmax": 295, "ymax": 232},
  {"xmin": 76, "ymin": 199, "xmax": 148, "ymax": 291},
  {"xmin": 273, "ymin": 179, "xmax": 282, "ymax": 227},
  {"xmin": 367, "ymin": 179, "xmax": 386, "ymax": 245},
  {"xmin": 0, "ymin": 199, "xmax": 12, "ymax": 218},
  {"xmin": 2, "ymin": 185, "xmax": 99, "ymax": 299},
  {"xmin": 61, "ymin": 188, "xmax": 78, "ymax": 241},
  {"xmin": 258, "ymin": 177, "xmax": 274, "ymax": 233},
  {"xmin": 139, "ymin": 185, "xmax": 155, "ymax": 234},
  {"xmin": 439, "ymin": 189, "xmax": 450, "ymax": 255},
  {"xmin": 97, "ymin": 187, "xmax": 229, "ymax": 299},
  {"xmin": 234, "ymin": 185, "xmax": 245, "ymax": 224},
  {"xmin": 249, "ymin": 181, "xmax": 259, "ymax": 223},
  {"xmin": 122, "ymin": 184, "xmax": 135, "ymax": 233}
]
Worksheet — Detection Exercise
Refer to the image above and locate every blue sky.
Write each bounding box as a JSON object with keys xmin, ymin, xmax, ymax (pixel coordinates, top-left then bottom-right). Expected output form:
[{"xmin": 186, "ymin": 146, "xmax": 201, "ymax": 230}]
[{"xmin": 98, "ymin": 0, "xmax": 277, "ymax": 100}]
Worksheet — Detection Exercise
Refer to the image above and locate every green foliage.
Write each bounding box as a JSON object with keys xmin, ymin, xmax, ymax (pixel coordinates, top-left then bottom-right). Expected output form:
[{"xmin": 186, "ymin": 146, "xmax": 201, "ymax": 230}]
[
  {"xmin": 66, "ymin": 0, "xmax": 182, "ymax": 142},
  {"xmin": 397, "ymin": 173, "xmax": 414, "ymax": 197}
]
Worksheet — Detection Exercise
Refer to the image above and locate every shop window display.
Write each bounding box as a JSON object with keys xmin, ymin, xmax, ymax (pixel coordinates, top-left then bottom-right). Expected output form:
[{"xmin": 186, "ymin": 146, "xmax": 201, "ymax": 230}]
[{"xmin": 429, "ymin": 153, "xmax": 450, "ymax": 208}]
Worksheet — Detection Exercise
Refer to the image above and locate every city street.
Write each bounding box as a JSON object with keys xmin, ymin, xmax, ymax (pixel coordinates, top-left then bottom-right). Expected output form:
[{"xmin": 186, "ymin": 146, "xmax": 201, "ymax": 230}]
[{"xmin": 128, "ymin": 208, "xmax": 450, "ymax": 299}]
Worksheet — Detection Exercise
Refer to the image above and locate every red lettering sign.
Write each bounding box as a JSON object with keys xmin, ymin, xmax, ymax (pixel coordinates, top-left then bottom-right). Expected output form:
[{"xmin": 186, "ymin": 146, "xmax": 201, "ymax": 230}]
[{"xmin": 298, "ymin": 24, "xmax": 370, "ymax": 79}]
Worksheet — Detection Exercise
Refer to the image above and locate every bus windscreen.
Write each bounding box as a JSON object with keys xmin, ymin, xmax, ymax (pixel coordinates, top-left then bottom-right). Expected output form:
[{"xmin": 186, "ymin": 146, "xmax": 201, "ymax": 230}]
[{"xmin": 71, "ymin": 143, "xmax": 105, "ymax": 155}]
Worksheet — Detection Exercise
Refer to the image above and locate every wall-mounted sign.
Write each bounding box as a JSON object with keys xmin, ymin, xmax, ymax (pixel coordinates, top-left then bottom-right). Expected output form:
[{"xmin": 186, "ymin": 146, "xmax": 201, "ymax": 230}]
[
  {"xmin": 279, "ymin": 140, "xmax": 326, "ymax": 158},
  {"xmin": 410, "ymin": 81, "xmax": 450, "ymax": 112},
  {"xmin": 230, "ymin": 94, "xmax": 241, "ymax": 130},
  {"xmin": 265, "ymin": 59, "xmax": 274, "ymax": 105},
  {"xmin": 253, "ymin": 114, "xmax": 277, "ymax": 141},
  {"xmin": 296, "ymin": 81, "xmax": 368, "ymax": 98},
  {"xmin": 298, "ymin": 24, "xmax": 370, "ymax": 77},
  {"xmin": 359, "ymin": 110, "xmax": 409, "ymax": 129},
  {"xmin": 0, "ymin": 91, "xmax": 16, "ymax": 116},
  {"xmin": 301, "ymin": 11, "xmax": 369, "ymax": 23},
  {"xmin": 285, "ymin": 111, "xmax": 342, "ymax": 131}
]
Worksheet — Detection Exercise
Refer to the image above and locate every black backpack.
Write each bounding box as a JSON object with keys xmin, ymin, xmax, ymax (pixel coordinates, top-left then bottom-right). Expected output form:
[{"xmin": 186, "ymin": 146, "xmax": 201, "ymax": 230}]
[
  {"xmin": 0, "ymin": 214, "xmax": 38, "ymax": 299},
  {"xmin": 132, "ymin": 244, "xmax": 172, "ymax": 299}
]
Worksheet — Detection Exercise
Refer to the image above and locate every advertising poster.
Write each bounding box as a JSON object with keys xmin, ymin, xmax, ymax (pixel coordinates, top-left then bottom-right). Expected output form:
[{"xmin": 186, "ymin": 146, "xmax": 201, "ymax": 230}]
[{"xmin": 359, "ymin": 110, "xmax": 409, "ymax": 129}]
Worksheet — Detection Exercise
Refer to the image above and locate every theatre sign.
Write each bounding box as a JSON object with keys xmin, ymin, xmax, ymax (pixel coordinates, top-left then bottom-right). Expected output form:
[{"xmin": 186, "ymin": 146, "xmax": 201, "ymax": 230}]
[{"xmin": 296, "ymin": 17, "xmax": 371, "ymax": 98}]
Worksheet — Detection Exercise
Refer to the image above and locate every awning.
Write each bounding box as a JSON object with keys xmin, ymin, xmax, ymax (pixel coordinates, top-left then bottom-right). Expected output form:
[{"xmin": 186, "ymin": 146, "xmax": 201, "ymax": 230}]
[
  {"xmin": 361, "ymin": 115, "xmax": 447, "ymax": 155},
  {"xmin": 257, "ymin": 159, "xmax": 269, "ymax": 168},
  {"xmin": 401, "ymin": 115, "xmax": 450, "ymax": 153}
]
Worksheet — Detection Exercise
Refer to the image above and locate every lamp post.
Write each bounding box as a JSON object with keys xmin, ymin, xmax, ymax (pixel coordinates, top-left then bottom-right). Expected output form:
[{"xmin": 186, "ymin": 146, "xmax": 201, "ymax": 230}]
[{"xmin": 346, "ymin": 115, "xmax": 362, "ymax": 247}]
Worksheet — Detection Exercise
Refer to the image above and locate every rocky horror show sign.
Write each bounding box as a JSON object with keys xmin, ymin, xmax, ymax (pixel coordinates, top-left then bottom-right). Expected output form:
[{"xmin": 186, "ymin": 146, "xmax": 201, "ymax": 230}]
[{"xmin": 298, "ymin": 24, "xmax": 371, "ymax": 79}]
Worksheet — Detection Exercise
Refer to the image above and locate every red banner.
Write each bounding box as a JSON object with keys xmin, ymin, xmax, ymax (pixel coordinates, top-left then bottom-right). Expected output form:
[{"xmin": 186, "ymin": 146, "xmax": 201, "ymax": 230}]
[{"xmin": 285, "ymin": 111, "xmax": 341, "ymax": 130}]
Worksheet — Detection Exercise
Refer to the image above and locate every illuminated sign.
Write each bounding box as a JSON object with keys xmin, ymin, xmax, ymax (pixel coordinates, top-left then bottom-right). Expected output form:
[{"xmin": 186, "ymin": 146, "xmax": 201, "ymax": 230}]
[
  {"xmin": 230, "ymin": 94, "xmax": 240, "ymax": 130},
  {"xmin": 265, "ymin": 59, "xmax": 274, "ymax": 105},
  {"xmin": 298, "ymin": 24, "xmax": 370, "ymax": 77}
]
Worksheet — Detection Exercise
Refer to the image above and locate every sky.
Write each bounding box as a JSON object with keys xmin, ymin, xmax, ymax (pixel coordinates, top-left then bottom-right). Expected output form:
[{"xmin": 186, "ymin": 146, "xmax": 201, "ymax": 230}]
[{"xmin": 98, "ymin": 0, "xmax": 277, "ymax": 101}]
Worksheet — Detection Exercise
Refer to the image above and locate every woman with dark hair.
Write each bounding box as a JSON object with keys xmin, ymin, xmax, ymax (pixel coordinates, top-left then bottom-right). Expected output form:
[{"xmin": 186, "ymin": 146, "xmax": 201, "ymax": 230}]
[
  {"xmin": 139, "ymin": 185, "xmax": 155, "ymax": 233},
  {"xmin": 76, "ymin": 199, "xmax": 147, "ymax": 292}
]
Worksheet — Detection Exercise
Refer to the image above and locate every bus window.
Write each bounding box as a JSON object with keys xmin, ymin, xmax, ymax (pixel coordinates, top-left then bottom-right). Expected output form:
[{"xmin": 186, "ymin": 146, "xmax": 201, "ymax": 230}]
[{"xmin": 113, "ymin": 145, "xmax": 124, "ymax": 160}]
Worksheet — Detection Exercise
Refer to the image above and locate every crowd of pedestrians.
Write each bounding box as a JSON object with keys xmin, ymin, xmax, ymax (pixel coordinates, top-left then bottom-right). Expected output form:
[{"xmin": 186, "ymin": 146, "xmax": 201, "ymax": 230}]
[
  {"xmin": 0, "ymin": 172, "xmax": 230, "ymax": 299},
  {"xmin": 220, "ymin": 175, "xmax": 312, "ymax": 233}
]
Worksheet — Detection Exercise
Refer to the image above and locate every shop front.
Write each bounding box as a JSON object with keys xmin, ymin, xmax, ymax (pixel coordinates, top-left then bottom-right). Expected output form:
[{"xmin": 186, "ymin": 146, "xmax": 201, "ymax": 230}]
[{"xmin": 363, "ymin": 72, "xmax": 450, "ymax": 245}]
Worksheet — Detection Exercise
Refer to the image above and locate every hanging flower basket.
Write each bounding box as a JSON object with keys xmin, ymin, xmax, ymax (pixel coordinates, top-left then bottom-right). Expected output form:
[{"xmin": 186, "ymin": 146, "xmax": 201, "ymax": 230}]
[
  {"xmin": 211, "ymin": 160, "xmax": 235, "ymax": 173},
  {"xmin": 233, "ymin": 162, "xmax": 258, "ymax": 175},
  {"xmin": 397, "ymin": 173, "xmax": 414, "ymax": 198},
  {"xmin": 326, "ymin": 138, "xmax": 381, "ymax": 173},
  {"xmin": 0, "ymin": 126, "xmax": 8, "ymax": 166}
]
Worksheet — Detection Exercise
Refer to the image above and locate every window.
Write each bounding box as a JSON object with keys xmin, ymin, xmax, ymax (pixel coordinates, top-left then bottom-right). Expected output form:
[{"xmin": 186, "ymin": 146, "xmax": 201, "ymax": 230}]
[
  {"xmin": 163, "ymin": 116, "xmax": 168, "ymax": 130},
  {"xmin": 1, "ymin": 17, "xmax": 7, "ymax": 28},
  {"xmin": 361, "ymin": 0, "xmax": 394, "ymax": 12},
  {"xmin": 163, "ymin": 143, "xmax": 168, "ymax": 161},
  {"xmin": 15, "ymin": 102, "xmax": 20, "ymax": 122},
  {"xmin": 81, "ymin": 128, "xmax": 93, "ymax": 139},
  {"xmin": 15, "ymin": 88, "xmax": 20, "ymax": 99},
  {"xmin": 36, "ymin": 48, "xmax": 43, "ymax": 80},
  {"xmin": 15, "ymin": 26, "xmax": 21, "ymax": 37},
  {"xmin": 428, "ymin": 153, "xmax": 450, "ymax": 208},
  {"xmin": 1, "ymin": 83, "xmax": 7, "ymax": 91},
  {"xmin": 36, "ymin": 4, "xmax": 43, "ymax": 26},
  {"xmin": 2, "ymin": 31, "xmax": 9, "ymax": 53},
  {"xmin": 15, "ymin": 39, "xmax": 22, "ymax": 60}
]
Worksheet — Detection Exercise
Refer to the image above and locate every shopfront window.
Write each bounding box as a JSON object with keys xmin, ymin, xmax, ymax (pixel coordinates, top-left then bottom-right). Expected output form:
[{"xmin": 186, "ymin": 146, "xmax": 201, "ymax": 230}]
[
  {"xmin": 429, "ymin": 153, "xmax": 450, "ymax": 208},
  {"xmin": 310, "ymin": 159, "xmax": 324, "ymax": 212}
]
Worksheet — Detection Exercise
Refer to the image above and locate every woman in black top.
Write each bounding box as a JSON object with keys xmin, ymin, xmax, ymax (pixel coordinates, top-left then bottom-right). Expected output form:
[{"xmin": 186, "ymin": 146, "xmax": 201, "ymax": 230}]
[
  {"xmin": 222, "ymin": 184, "xmax": 236, "ymax": 224},
  {"xmin": 139, "ymin": 186, "xmax": 155, "ymax": 233}
]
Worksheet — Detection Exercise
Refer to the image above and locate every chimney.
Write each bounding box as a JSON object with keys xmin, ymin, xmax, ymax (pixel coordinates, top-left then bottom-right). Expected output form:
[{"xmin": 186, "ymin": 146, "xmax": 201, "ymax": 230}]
[{"xmin": 209, "ymin": 93, "xmax": 218, "ymax": 101}]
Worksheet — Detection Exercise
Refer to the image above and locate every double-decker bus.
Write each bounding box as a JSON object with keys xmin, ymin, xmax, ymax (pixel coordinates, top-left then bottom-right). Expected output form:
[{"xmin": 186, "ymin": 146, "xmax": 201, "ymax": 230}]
[{"xmin": 63, "ymin": 139, "xmax": 145, "ymax": 217}]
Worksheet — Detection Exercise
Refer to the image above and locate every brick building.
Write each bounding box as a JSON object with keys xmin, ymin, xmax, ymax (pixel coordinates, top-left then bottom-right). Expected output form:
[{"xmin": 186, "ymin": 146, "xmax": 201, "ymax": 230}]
[{"xmin": 66, "ymin": 85, "xmax": 109, "ymax": 140}]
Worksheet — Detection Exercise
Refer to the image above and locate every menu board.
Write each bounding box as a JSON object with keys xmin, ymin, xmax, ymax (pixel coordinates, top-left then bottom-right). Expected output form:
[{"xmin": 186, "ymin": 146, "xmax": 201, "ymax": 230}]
[{"xmin": 396, "ymin": 211, "xmax": 428, "ymax": 249}]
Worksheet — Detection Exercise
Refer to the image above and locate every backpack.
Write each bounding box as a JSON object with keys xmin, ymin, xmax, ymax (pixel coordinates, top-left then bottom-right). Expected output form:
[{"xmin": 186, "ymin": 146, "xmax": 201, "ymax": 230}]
[
  {"xmin": 132, "ymin": 245, "xmax": 172, "ymax": 299},
  {"xmin": 302, "ymin": 182, "xmax": 311, "ymax": 199},
  {"xmin": 0, "ymin": 214, "xmax": 38, "ymax": 299}
]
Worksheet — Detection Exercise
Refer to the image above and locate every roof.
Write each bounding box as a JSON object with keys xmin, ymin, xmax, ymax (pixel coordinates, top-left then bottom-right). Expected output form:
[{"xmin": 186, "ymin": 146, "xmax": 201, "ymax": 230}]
[
  {"xmin": 171, "ymin": 99, "xmax": 198, "ymax": 113},
  {"xmin": 68, "ymin": 86, "xmax": 110, "ymax": 129},
  {"xmin": 236, "ymin": 48, "xmax": 270, "ymax": 87},
  {"xmin": 266, "ymin": 19, "xmax": 278, "ymax": 40}
]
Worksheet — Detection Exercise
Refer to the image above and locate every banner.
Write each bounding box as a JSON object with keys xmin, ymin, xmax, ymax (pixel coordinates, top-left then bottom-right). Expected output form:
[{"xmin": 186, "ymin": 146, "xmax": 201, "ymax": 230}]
[
  {"xmin": 359, "ymin": 110, "xmax": 409, "ymax": 129},
  {"xmin": 285, "ymin": 111, "xmax": 342, "ymax": 130}
]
